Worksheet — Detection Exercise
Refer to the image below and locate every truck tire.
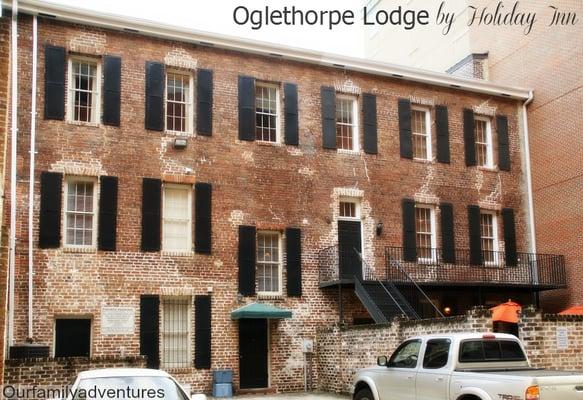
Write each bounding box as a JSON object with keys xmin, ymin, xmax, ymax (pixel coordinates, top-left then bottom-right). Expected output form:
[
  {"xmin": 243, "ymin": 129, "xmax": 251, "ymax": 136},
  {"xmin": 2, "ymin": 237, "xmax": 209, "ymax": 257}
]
[{"xmin": 354, "ymin": 388, "xmax": 374, "ymax": 400}]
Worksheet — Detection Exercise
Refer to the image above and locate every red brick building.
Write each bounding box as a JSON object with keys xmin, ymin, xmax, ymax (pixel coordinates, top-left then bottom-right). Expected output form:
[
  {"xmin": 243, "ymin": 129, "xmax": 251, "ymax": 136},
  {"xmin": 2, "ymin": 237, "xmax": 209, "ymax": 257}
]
[{"xmin": 2, "ymin": 2, "xmax": 567, "ymax": 393}]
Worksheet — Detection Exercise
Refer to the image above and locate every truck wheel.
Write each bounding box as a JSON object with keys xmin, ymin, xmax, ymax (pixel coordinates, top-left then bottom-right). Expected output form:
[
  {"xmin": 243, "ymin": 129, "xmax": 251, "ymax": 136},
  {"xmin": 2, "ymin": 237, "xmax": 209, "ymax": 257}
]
[{"xmin": 354, "ymin": 388, "xmax": 374, "ymax": 400}]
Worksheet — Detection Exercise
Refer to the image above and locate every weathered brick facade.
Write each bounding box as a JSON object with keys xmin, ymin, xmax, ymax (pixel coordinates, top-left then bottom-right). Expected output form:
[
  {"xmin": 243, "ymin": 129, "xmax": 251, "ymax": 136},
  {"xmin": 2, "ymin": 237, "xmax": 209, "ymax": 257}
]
[
  {"xmin": 2, "ymin": 10, "xmax": 562, "ymax": 394},
  {"xmin": 317, "ymin": 307, "xmax": 583, "ymax": 394}
]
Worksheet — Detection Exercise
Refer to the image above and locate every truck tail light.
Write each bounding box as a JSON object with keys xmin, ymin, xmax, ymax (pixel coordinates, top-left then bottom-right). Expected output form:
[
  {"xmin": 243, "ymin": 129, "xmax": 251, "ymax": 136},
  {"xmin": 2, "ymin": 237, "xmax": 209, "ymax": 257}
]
[{"xmin": 525, "ymin": 385, "xmax": 540, "ymax": 400}]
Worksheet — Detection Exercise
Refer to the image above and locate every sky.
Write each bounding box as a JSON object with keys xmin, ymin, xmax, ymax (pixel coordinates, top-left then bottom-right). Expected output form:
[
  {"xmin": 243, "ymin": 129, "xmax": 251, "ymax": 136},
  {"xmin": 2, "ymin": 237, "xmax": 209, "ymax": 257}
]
[{"xmin": 44, "ymin": 0, "xmax": 367, "ymax": 57}]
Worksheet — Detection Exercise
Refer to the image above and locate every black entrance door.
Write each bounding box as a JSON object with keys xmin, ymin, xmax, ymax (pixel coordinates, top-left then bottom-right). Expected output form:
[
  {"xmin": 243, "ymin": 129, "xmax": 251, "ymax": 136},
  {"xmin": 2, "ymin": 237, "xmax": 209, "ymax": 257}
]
[
  {"xmin": 338, "ymin": 220, "xmax": 362, "ymax": 279},
  {"xmin": 239, "ymin": 319, "xmax": 268, "ymax": 389}
]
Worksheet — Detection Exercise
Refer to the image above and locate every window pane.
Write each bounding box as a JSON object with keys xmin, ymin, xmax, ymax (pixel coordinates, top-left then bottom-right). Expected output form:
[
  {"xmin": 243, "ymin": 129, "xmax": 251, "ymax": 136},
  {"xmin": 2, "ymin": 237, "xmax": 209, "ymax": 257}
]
[
  {"xmin": 255, "ymin": 85, "xmax": 278, "ymax": 142},
  {"xmin": 416, "ymin": 207, "xmax": 435, "ymax": 261},
  {"xmin": 163, "ymin": 186, "xmax": 191, "ymax": 251},
  {"xmin": 166, "ymin": 73, "xmax": 190, "ymax": 132},
  {"xmin": 336, "ymin": 98, "xmax": 356, "ymax": 150},
  {"xmin": 475, "ymin": 119, "xmax": 490, "ymax": 166},
  {"xmin": 480, "ymin": 213, "xmax": 496, "ymax": 263},
  {"xmin": 412, "ymin": 109, "xmax": 430, "ymax": 159},
  {"xmin": 65, "ymin": 181, "xmax": 95, "ymax": 246},
  {"xmin": 423, "ymin": 339, "xmax": 450, "ymax": 369},
  {"xmin": 71, "ymin": 59, "xmax": 98, "ymax": 123},
  {"xmin": 339, "ymin": 201, "xmax": 356, "ymax": 218},
  {"xmin": 257, "ymin": 232, "xmax": 281, "ymax": 293},
  {"xmin": 162, "ymin": 298, "xmax": 190, "ymax": 368}
]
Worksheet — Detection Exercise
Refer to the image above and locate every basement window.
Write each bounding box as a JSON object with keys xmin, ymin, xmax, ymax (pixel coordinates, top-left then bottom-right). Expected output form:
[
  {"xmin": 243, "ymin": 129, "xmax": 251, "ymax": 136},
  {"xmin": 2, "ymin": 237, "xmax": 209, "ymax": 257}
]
[
  {"xmin": 255, "ymin": 83, "xmax": 280, "ymax": 142},
  {"xmin": 475, "ymin": 116, "xmax": 494, "ymax": 168},
  {"xmin": 64, "ymin": 177, "xmax": 98, "ymax": 248},
  {"xmin": 161, "ymin": 297, "xmax": 192, "ymax": 368},
  {"xmin": 165, "ymin": 71, "xmax": 193, "ymax": 134},
  {"xmin": 257, "ymin": 231, "xmax": 282, "ymax": 295},
  {"xmin": 68, "ymin": 57, "xmax": 101, "ymax": 124},
  {"xmin": 54, "ymin": 318, "xmax": 91, "ymax": 357},
  {"xmin": 336, "ymin": 95, "xmax": 359, "ymax": 151}
]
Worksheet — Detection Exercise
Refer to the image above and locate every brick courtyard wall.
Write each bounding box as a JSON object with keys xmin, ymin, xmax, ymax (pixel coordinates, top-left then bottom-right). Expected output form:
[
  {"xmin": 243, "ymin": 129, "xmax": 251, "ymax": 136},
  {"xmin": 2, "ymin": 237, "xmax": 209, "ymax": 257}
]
[
  {"xmin": 3, "ymin": 356, "xmax": 145, "ymax": 386},
  {"xmin": 316, "ymin": 307, "xmax": 583, "ymax": 394}
]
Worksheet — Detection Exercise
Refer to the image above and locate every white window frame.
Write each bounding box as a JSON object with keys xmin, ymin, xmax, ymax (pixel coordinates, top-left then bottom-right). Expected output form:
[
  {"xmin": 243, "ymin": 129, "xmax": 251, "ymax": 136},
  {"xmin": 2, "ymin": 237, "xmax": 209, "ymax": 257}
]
[
  {"xmin": 63, "ymin": 176, "xmax": 98, "ymax": 249},
  {"xmin": 255, "ymin": 82, "xmax": 281, "ymax": 143},
  {"xmin": 256, "ymin": 231, "xmax": 283, "ymax": 296},
  {"xmin": 415, "ymin": 204, "xmax": 437, "ymax": 263},
  {"xmin": 164, "ymin": 70, "xmax": 194, "ymax": 135},
  {"xmin": 338, "ymin": 199, "xmax": 361, "ymax": 221},
  {"xmin": 474, "ymin": 116, "xmax": 494, "ymax": 168},
  {"xmin": 162, "ymin": 183, "xmax": 193, "ymax": 253},
  {"xmin": 336, "ymin": 94, "xmax": 360, "ymax": 152},
  {"xmin": 411, "ymin": 105, "xmax": 432, "ymax": 161},
  {"xmin": 160, "ymin": 296, "xmax": 192, "ymax": 369},
  {"xmin": 480, "ymin": 210, "xmax": 499, "ymax": 266},
  {"xmin": 67, "ymin": 56, "xmax": 102, "ymax": 124}
]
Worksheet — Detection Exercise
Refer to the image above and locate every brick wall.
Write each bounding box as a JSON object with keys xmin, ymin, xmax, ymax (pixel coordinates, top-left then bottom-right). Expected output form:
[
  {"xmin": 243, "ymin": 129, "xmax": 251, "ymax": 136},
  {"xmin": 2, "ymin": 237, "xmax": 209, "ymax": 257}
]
[
  {"xmin": 5, "ymin": 13, "xmax": 537, "ymax": 393},
  {"xmin": 316, "ymin": 307, "xmax": 583, "ymax": 394},
  {"xmin": 3, "ymin": 356, "xmax": 145, "ymax": 386}
]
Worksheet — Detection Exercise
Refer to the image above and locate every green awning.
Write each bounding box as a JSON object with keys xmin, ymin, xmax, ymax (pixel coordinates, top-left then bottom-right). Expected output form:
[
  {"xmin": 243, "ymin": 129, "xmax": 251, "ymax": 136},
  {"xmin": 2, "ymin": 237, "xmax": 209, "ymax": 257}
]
[{"xmin": 231, "ymin": 302, "xmax": 292, "ymax": 320}]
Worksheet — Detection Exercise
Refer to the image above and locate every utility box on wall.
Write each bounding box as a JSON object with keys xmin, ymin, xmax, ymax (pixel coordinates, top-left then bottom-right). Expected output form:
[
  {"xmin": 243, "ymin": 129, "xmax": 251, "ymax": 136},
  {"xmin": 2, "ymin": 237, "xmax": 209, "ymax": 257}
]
[{"xmin": 302, "ymin": 339, "xmax": 314, "ymax": 353}]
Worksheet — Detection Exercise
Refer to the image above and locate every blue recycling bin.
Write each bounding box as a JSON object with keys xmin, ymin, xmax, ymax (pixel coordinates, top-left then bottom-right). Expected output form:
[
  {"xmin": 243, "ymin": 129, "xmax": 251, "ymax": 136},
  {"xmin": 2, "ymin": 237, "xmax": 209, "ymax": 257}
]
[{"xmin": 212, "ymin": 369, "xmax": 233, "ymax": 397}]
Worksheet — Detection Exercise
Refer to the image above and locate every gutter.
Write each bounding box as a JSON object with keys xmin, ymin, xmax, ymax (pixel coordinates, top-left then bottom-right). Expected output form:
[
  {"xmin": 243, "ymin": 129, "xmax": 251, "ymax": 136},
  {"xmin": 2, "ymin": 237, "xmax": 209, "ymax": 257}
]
[
  {"xmin": 3, "ymin": 0, "xmax": 532, "ymax": 100},
  {"xmin": 522, "ymin": 90, "xmax": 537, "ymax": 255}
]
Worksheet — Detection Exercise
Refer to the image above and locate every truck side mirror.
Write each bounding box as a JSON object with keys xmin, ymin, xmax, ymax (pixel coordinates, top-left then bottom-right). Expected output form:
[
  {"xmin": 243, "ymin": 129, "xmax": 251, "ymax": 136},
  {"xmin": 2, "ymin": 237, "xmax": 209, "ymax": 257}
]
[{"xmin": 377, "ymin": 356, "xmax": 388, "ymax": 366}]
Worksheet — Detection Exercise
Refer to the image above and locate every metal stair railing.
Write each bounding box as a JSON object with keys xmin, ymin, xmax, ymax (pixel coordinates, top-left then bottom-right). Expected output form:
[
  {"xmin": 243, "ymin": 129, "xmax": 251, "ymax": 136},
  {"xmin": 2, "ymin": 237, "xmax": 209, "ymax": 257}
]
[
  {"xmin": 386, "ymin": 253, "xmax": 445, "ymax": 318},
  {"xmin": 354, "ymin": 276, "xmax": 389, "ymax": 324}
]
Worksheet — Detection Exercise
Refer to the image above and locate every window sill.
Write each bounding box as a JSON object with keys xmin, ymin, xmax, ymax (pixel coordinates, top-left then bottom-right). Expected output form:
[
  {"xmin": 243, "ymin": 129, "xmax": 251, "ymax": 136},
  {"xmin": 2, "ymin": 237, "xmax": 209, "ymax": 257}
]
[
  {"xmin": 161, "ymin": 250, "xmax": 194, "ymax": 257},
  {"xmin": 63, "ymin": 246, "xmax": 97, "ymax": 254},
  {"xmin": 257, "ymin": 293, "xmax": 284, "ymax": 300},
  {"xmin": 66, "ymin": 120, "xmax": 100, "ymax": 128},
  {"xmin": 337, "ymin": 149, "xmax": 360, "ymax": 156},
  {"xmin": 164, "ymin": 130, "xmax": 194, "ymax": 138},
  {"xmin": 477, "ymin": 165, "xmax": 498, "ymax": 172},
  {"xmin": 163, "ymin": 366, "xmax": 194, "ymax": 374},
  {"xmin": 413, "ymin": 158, "xmax": 434, "ymax": 164},
  {"xmin": 256, "ymin": 140, "xmax": 283, "ymax": 147}
]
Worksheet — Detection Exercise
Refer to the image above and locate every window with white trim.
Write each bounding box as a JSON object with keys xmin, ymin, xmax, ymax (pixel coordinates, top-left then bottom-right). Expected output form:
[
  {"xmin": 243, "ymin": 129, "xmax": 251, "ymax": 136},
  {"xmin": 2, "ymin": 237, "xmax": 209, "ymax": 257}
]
[
  {"xmin": 415, "ymin": 205, "xmax": 436, "ymax": 262},
  {"xmin": 162, "ymin": 184, "xmax": 192, "ymax": 252},
  {"xmin": 161, "ymin": 297, "xmax": 191, "ymax": 368},
  {"xmin": 255, "ymin": 83, "xmax": 280, "ymax": 142},
  {"xmin": 480, "ymin": 211, "xmax": 499, "ymax": 264},
  {"xmin": 165, "ymin": 71, "xmax": 193, "ymax": 133},
  {"xmin": 68, "ymin": 57, "xmax": 101, "ymax": 123},
  {"xmin": 412, "ymin": 106, "xmax": 432, "ymax": 160},
  {"xmin": 336, "ymin": 96, "xmax": 359, "ymax": 151},
  {"xmin": 475, "ymin": 116, "xmax": 494, "ymax": 167},
  {"xmin": 256, "ymin": 232, "xmax": 282, "ymax": 294},
  {"xmin": 339, "ymin": 200, "xmax": 360, "ymax": 219},
  {"xmin": 65, "ymin": 178, "xmax": 97, "ymax": 248}
]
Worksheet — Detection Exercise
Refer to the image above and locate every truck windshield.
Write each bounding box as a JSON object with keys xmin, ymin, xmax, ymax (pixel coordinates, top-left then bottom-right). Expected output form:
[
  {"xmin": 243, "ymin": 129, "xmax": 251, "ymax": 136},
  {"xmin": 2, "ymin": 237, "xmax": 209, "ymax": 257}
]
[{"xmin": 459, "ymin": 339, "xmax": 526, "ymax": 363}]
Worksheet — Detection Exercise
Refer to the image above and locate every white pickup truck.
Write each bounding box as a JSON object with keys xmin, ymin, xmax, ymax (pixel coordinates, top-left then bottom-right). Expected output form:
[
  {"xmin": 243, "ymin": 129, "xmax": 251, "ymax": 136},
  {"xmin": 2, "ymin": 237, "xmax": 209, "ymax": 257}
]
[{"xmin": 352, "ymin": 332, "xmax": 583, "ymax": 400}]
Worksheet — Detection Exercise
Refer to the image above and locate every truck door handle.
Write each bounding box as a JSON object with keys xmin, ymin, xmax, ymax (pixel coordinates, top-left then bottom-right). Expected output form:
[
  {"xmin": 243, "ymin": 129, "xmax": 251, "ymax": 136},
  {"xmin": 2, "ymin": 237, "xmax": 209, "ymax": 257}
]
[
  {"xmin": 407, "ymin": 376, "xmax": 414, "ymax": 380},
  {"xmin": 435, "ymin": 377, "xmax": 444, "ymax": 382}
]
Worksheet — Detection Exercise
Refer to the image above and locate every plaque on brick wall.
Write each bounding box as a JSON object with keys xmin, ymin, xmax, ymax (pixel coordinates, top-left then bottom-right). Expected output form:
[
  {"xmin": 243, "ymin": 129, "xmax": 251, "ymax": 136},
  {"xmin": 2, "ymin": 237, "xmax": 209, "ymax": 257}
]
[
  {"xmin": 556, "ymin": 327, "xmax": 569, "ymax": 350},
  {"xmin": 101, "ymin": 307, "xmax": 135, "ymax": 335}
]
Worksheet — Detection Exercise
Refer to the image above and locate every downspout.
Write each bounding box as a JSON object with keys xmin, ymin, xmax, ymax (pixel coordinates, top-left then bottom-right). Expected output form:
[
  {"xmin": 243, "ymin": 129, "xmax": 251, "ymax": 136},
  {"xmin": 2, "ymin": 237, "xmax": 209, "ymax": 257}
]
[
  {"xmin": 28, "ymin": 14, "xmax": 37, "ymax": 341},
  {"xmin": 7, "ymin": 0, "xmax": 18, "ymax": 347}
]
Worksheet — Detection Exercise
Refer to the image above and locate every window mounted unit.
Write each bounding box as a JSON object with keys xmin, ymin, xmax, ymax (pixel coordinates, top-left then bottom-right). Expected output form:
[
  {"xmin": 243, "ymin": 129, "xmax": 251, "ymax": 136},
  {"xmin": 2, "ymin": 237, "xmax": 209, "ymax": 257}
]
[
  {"xmin": 68, "ymin": 57, "xmax": 101, "ymax": 123},
  {"xmin": 161, "ymin": 297, "xmax": 191, "ymax": 369},
  {"xmin": 65, "ymin": 178, "xmax": 97, "ymax": 248},
  {"xmin": 475, "ymin": 116, "xmax": 494, "ymax": 167},
  {"xmin": 480, "ymin": 211, "xmax": 499, "ymax": 265},
  {"xmin": 255, "ymin": 83, "xmax": 280, "ymax": 142},
  {"xmin": 336, "ymin": 96, "xmax": 359, "ymax": 151},
  {"xmin": 257, "ymin": 232, "xmax": 282, "ymax": 294},
  {"xmin": 412, "ymin": 106, "xmax": 432, "ymax": 160},
  {"xmin": 165, "ymin": 71, "xmax": 193, "ymax": 134},
  {"xmin": 415, "ymin": 205, "xmax": 436, "ymax": 262},
  {"xmin": 162, "ymin": 184, "xmax": 192, "ymax": 252}
]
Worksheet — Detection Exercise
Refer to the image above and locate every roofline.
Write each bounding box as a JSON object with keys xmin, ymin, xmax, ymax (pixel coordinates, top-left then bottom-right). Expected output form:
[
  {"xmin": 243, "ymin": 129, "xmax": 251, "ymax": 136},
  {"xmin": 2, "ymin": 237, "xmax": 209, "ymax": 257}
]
[{"xmin": 4, "ymin": 0, "xmax": 532, "ymax": 100}]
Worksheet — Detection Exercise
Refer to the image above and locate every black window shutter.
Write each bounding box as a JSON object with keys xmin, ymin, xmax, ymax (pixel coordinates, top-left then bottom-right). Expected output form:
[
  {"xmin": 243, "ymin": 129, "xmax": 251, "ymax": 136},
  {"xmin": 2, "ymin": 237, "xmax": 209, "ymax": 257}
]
[
  {"xmin": 468, "ymin": 205, "xmax": 482, "ymax": 265},
  {"xmin": 497, "ymin": 115, "xmax": 511, "ymax": 171},
  {"xmin": 238, "ymin": 76, "xmax": 255, "ymax": 141},
  {"xmin": 98, "ymin": 176, "xmax": 118, "ymax": 251},
  {"xmin": 195, "ymin": 295, "xmax": 212, "ymax": 369},
  {"xmin": 145, "ymin": 61, "xmax": 165, "ymax": 131},
  {"xmin": 39, "ymin": 171, "xmax": 63, "ymax": 248},
  {"xmin": 402, "ymin": 199, "xmax": 416, "ymax": 262},
  {"xmin": 463, "ymin": 109, "xmax": 476, "ymax": 166},
  {"xmin": 362, "ymin": 93, "xmax": 378, "ymax": 154},
  {"xmin": 103, "ymin": 55, "xmax": 121, "ymax": 126},
  {"xmin": 141, "ymin": 178, "xmax": 161, "ymax": 252},
  {"xmin": 195, "ymin": 182, "xmax": 212, "ymax": 254},
  {"xmin": 44, "ymin": 45, "xmax": 66, "ymax": 120},
  {"xmin": 440, "ymin": 203, "xmax": 456, "ymax": 263},
  {"xmin": 321, "ymin": 86, "xmax": 336, "ymax": 149},
  {"xmin": 197, "ymin": 69, "xmax": 213, "ymax": 136},
  {"xmin": 398, "ymin": 99, "xmax": 413, "ymax": 159},
  {"xmin": 502, "ymin": 208, "xmax": 517, "ymax": 266},
  {"xmin": 140, "ymin": 295, "xmax": 160, "ymax": 369},
  {"xmin": 436, "ymin": 105, "xmax": 450, "ymax": 163},
  {"xmin": 286, "ymin": 227, "xmax": 302, "ymax": 297},
  {"xmin": 55, "ymin": 319, "xmax": 91, "ymax": 357},
  {"xmin": 238, "ymin": 225, "xmax": 256, "ymax": 296},
  {"xmin": 284, "ymin": 83, "xmax": 299, "ymax": 145}
]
